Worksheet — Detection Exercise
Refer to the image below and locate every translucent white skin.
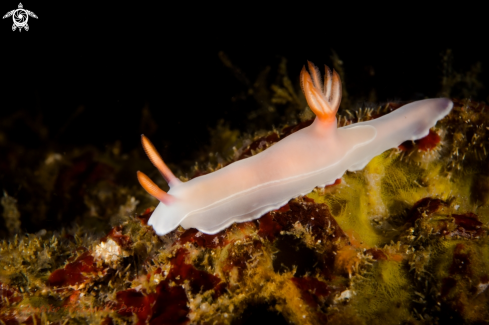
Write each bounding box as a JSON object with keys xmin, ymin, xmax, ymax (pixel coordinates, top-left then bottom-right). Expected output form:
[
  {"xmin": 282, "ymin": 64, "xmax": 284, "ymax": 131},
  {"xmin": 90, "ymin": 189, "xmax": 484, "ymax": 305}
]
[{"xmin": 148, "ymin": 98, "xmax": 453, "ymax": 235}]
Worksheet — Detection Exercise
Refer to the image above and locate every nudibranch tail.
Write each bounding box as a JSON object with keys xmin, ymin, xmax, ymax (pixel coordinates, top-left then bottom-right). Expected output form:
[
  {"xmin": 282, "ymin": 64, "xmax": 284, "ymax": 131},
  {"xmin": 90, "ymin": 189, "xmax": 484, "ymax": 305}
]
[
  {"xmin": 141, "ymin": 134, "xmax": 181, "ymax": 187},
  {"xmin": 300, "ymin": 62, "xmax": 342, "ymax": 124},
  {"xmin": 137, "ymin": 171, "xmax": 176, "ymax": 205}
]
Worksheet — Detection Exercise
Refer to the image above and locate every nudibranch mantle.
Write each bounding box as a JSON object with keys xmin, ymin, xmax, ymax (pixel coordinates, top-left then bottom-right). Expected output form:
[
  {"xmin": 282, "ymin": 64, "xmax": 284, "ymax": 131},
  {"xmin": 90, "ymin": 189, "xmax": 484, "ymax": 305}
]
[{"xmin": 138, "ymin": 62, "xmax": 453, "ymax": 236}]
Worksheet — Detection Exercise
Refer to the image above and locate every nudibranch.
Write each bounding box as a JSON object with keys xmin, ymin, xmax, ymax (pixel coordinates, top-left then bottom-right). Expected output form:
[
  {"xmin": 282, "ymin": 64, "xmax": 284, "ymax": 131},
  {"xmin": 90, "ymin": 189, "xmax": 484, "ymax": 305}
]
[{"xmin": 137, "ymin": 62, "xmax": 453, "ymax": 236}]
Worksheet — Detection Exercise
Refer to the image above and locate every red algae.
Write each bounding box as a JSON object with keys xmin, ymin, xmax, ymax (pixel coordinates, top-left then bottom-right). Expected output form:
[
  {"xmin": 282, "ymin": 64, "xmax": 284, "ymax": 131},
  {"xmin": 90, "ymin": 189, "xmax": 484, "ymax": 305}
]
[
  {"xmin": 452, "ymin": 212, "xmax": 484, "ymax": 237},
  {"xmin": 259, "ymin": 200, "xmax": 346, "ymax": 242},
  {"xmin": 406, "ymin": 199, "xmax": 486, "ymax": 238},
  {"xmin": 283, "ymin": 200, "xmax": 347, "ymax": 240},
  {"xmin": 234, "ymin": 220, "xmax": 257, "ymax": 233},
  {"xmin": 399, "ymin": 129, "xmax": 441, "ymax": 152},
  {"xmin": 316, "ymin": 253, "xmax": 336, "ymax": 281},
  {"xmin": 168, "ymin": 248, "xmax": 226, "ymax": 297},
  {"xmin": 177, "ymin": 228, "xmax": 228, "ymax": 249},
  {"xmin": 116, "ymin": 289, "xmax": 156, "ymax": 322},
  {"xmin": 277, "ymin": 204, "xmax": 290, "ymax": 213},
  {"xmin": 0, "ymin": 315, "xmax": 18, "ymax": 325},
  {"xmin": 149, "ymin": 281, "xmax": 189, "ymax": 325},
  {"xmin": 258, "ymin": 213, "xmax": 282, "ymax": 241},
  {"xmin": 325, "ymin": 178, "xmax": 341, "ymax": 188},
  {"xmin": 365, "ymin": 248, "xmax": 388, "ymax": 260},
  {"xmin": 222, "ymin": 240, "xmax": 262, "ymax": 278},
  {"xmin": 116, "ymin": 282, "xmax": 190, "ymax": 325},
  {"xmin": 101, "ymin": 226, "xmax": 132, "ymax": 249},
  {"xmin": 417, "ymin": 129, "xmax": 441, "ymax": 151},
  {"xmin": 291, "ymin": 277, "xmax": 331, "ymax": 308},
  {"xmin": 48, "ymin": 250, "xmax": 103, "ymax": 287},
  {"xmin": 0, "ymin": 282, "xmax": 21, "ymax": 308},
  {"xmin": 137, "ymin": 208, "xmax": 154, "ymax": 225},
  {"xmin": 406, "ymin": 198, "xmax": 448, "ymax": 224}
]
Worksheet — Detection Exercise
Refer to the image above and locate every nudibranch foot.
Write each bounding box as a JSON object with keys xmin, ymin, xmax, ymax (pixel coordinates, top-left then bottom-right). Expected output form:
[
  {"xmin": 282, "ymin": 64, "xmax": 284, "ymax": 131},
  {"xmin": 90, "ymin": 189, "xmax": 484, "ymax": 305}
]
[{"xmin": 138, "ymin": 61, "xmax": 453, "ymax": 236}]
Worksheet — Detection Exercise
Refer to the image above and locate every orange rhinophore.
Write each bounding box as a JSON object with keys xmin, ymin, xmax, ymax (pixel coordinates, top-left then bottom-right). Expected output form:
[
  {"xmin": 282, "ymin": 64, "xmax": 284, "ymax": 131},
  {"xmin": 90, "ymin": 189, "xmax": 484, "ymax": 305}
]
[
  {"xmin": 141, "ymin": 135, "xmax": 181, "ymax": 187},
  {"xmin": 137, "ymin": 171, "xmax": 175, "ymax": 205}
]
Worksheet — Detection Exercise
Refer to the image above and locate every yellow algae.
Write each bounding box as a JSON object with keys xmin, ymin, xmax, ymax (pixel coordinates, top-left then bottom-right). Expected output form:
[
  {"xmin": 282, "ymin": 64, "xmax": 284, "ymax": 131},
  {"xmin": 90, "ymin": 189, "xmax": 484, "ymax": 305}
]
[
  {"xmin": 363, "ymin": 154, "xmax": 387, "ymax": 217},
  {"xmin": 351, "ymin": 259, "xmax": 413, "ymax": 324}
]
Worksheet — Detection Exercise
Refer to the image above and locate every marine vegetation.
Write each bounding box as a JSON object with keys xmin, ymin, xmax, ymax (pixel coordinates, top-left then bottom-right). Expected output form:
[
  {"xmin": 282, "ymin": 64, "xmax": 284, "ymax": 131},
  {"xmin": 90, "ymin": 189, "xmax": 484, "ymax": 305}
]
[{"xmin": 1, "ymin": 56, "xmax": 488, "ymax": 324}]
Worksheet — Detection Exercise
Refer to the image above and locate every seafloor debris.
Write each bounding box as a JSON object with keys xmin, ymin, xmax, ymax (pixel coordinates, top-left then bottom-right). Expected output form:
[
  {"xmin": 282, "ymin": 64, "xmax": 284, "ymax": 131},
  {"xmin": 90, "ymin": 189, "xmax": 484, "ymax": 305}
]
[{"xmin": 1, "ymin": 98, "xmax": 489, "ymax": 324}]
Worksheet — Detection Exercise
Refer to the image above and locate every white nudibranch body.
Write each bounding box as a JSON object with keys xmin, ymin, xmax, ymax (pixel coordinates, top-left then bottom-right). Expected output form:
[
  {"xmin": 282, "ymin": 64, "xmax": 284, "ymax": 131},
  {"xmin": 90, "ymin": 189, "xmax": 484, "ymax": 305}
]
[{"xmin": 137, "ymin": 62, "xmax": 453, "ymax": 236}]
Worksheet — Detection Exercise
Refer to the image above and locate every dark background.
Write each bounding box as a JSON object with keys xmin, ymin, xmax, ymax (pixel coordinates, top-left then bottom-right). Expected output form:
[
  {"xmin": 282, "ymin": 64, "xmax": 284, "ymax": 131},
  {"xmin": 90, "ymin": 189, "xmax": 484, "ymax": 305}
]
[{"xmin": 1, "ymin": 2, "xmax": 487, "ymax": 167}]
